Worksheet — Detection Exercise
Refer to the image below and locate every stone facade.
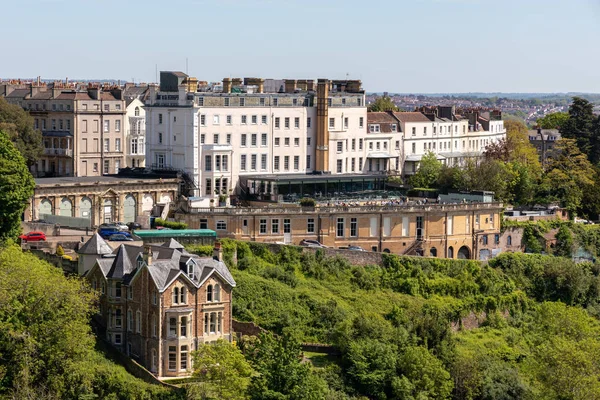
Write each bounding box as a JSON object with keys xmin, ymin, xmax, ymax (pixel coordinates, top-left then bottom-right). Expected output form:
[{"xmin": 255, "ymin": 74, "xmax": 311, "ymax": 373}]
[{"xmin": 176, "ymin": 202, "xmax": 504, "ymax": 260}]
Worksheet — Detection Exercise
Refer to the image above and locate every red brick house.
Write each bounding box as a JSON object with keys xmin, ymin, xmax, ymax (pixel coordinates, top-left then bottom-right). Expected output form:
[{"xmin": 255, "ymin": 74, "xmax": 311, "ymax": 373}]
[{"xmin": 83, "ymin": 237, "xmax": 236, "ymax": 378}]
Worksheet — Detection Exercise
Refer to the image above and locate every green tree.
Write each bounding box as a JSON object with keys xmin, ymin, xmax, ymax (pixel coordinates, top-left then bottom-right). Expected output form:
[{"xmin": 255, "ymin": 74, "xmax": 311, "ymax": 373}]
[
  {"xmin": 554, "ymin": 225, "xmax": 574, "ymax": 258},
  {"xmin": 541, "ymin": 138, "xmax": 596, "ymax": 214},
  {"xmin": 393, "ymin": 346, "xmax": 453, "ymax": 399},
  {"xmin": 536, "ymin": 112, "xmax": 569, "ymax": 129},
  {"xmin": 0, "ymin": 97, "xmax": 43, "ymax": 167},
  {"xmin": 243, "ymin": 332, "xmax": 328, "ymax": 400},
  {"xmin": 0, "ymin": 131, "xmax": 35, "ymax": 241},
  {"xmin": 560, "ymin": 97, "xmax": 597, "ymax": 162},
  {"xmin": 344, "ymin": 339, "xmax": 397, "ymax": 399},
  {"xmin": 409, "ymin": 151, "xmax": 442, "ymax": 188},
  {"xmin": 367, "ymin": 96, "xmax": 399, "ymax": 112},
  {"xmin": 192, "ymin": 339, "xmax": 253, "ymax": 400}
]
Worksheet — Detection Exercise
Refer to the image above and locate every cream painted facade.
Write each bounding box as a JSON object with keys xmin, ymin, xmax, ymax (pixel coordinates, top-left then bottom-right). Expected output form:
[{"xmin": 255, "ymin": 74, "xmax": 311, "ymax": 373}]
[{"xmin": 125, "ymin": 98, "xmax": 146, "ymax": 168}]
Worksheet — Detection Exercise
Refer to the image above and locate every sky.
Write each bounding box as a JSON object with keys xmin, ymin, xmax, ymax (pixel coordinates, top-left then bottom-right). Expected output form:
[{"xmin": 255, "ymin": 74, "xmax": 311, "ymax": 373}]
[{"xmin": 2, "ymin": 0, "xmax": 600, "ymax": 93}]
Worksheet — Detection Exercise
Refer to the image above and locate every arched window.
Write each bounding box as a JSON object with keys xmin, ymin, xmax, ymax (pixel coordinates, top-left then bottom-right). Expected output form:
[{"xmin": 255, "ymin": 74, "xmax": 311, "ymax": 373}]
[
  {"xmin": 101, "ymin": 281, "xmax": 106, "ymax": 294},
  {"xmin": 207, "ymin": 285, "xmax": 213, "ymax": 302},
  {"xmin": 430, "ymin": 247, "xmax": 437, "ymax": 257},
  {"xmin": 134, "ymin": 106, "xmax": 140, "ymax": 116},
  {"xmin": 214, "ymin": 284, "xmax": 220, "ymax": 302},
  {"xmin": 173, "ymin": 287, "xmax": 179, "ymax": 304},
  {"xmin": 92, "ymin": 279, "xmax": 97, "ymax": 290},
  {"xmin": 180, "ymin": 287, "xmax": 186, "ymax": 304},
  {"xmin": 507, "ymin": 235, "xmax": 512, "ymax": 246},
  {"xmin": 448, "ymin": 246, "xmax": 454, "ymax": 259}
]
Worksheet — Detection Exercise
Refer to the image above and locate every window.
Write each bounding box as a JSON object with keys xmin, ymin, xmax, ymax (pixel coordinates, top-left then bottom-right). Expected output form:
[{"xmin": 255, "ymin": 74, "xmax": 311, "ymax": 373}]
[
  {"xmin": 262, "ymin": 115, "xmax": 267, "ymax": 124},
  {"xmin": 59, "ymin": 119, "xmax": 63, "ymax": 130},
  {"xmin": 495, "ymin": 234, "xmax": 500, "ymax": 245},
  {"xmin": 294, "ymin": 117, "xmax": 300, "ymax": 128},
  {"xmin": 329, "ymin": 118, "xmax": 335, "ymax": 129},
  {"xmin": 359, "ymin": 138, "xmax": 363, "ymax": 150},
  {"xmin": 104, "ymin": 120, "xmax": 109, "ymax": 133},
  {"xmin": 104, "ymin": 104, "xmax": 109, "ymax": 112},
  {"xmin": 507, "ymin": 235, "xmax": 512, "ymax": 246},
  {"xmin": 307, "ymin": 218, "xmax": 315, "ymax": 233},
  {"xmin": 215, "ymin": 155, "xmax": 221, "ymax": 171},
  {"xmin": 201, "ymin": 134, "xmax": 205, "ymax": 144},
  {"xmin": 180, "ymin": 345, "xmax": 188, "ymax": 370},
  {"xmin": 240, "ymin": 154, "xmax": 247, "ymax": 170},
  {"xmin": 274, "ymin": 137, "xmax": 280, "ymax": 146},
  {"xmin": 213, "ymin": 115, "xmax": 220, "ymax": 125},
  {"xmin": 115, "ymin": 138, "xmax": 121, "ymax": 152},
  {"xmin": 216, "ymin": 221, "xmax": 227, "ymax": 231},
  {"xmin": 307, "ymin": 117, "xmax": 311, "ymax": 128},
  {"xmin": 115, "ymin": 120, "xmax": 121, "ymax": 132},
  {"xmin": 424, "ymin": 127, "xmax": 427, "ymax": 135},
  {"xmin": 152, "ymin": 314, "xmax": 157, "ymax": 337},
  {"xmin": 260, "ymin": 98, "xmax": 265, "ymax": 106},
  {"xmin": 152, "ymin": 290, "xmax": 157, "ymax": 305},
  {"xmin": 136, "ymin": 310, "xmax": 141, "ymax": 333},
  {"xmin": 336, "ymin": 218, "xmax": 345, "ymax": 237},
  {"xmin": 261, "ymin": 133, "xmax": 267, "ymax": 146},
  {"xmin": 115, "ymin": 334, "xmax": 122, "ymax": 345},
  {"xmin": 351, "ymin": 158, "xmax": 356, "ymax": 172},
  {"xmin": 294, "ymin": 137, "xmax": 300, "ymax": 146},
  {"xmin": 180, "ymin": 317, "xmax": 187, "ymax": 337},
  {"xmin": 337, "ymin": 159, "xmax": 343, "ymax": 173},
  {"xmin": 207, "ymin": 285, "xmax": 213, "ymax": 302},
  {"xmin": 306, "ymin": 155, "xmax": 311, "ymax": 169},
  {"xmin": 412, "ymin": 127, "xmax": 416, "ymax": 136},
  {"xmin": 272, "ymin": 219, "xmax": 279, "ymax": 234},
  {"xmin": 482, "ymin": 235, "xmax": 488, "ymax": 245},
  {"xmin": 240, "ymin": 98, "xmax": 245, "ymax": 107},
  {"xmin": 395, "ymin": 140, "xmax": 400, "ymax": 149},
  {"xmin": 284, "ymin": 156, "xmax": 289, "ymax": 171},
  {"xmin": 213, "ymin": 134, "xmax": 219, "ymax": 144},
  {"xmin": 224, "ymin": 98, "xmax": 230, "ymax": 106},
  {"xmin": 210, "ymin": 313, "xmax": 216, "ymax": 333},
  {"xmin": 369, "ymin": 142, "xmax": 374, "ymax": 150},
  {"xmin": 350, "ymin": 218, "xmax": 357, "ymax": 237},
  {"xmin": 200, "ymin": 114, "xmax": 205, "ymax": 125},
  {"xmin": 115, "ymin": 309, "xmax": 122, "ymax": 328},
  {"xmin": 294, "ymin": 156, "xmax": 299, "ymax": 170},
  {"xmin": 168, "ymin": 346, "xmax": 177, "ymax": 370},
  {"xmin": 173, "ymin": 287, "xmax": 179, "ymax": 304},
  {"xmin": 260, "ymin": 219, "xmax": 267, "ymax": 234},
  {"xmin": 180, "ymin": 287, "xmax": 187, "ymax": 304},
  {"xmin": 284, "ymin": 219, "xmax": 291, "ymax": 233},
  {"xmin": 261, "ymin": 154, "xmax": 267, "ymax": 170},
  {"xmin": 274, "ymin": 156, "xmax": 280, "ymax": 170},
  {"xmin": 293, "ymin": 98, "xmax": 298, "ymax": 106},
  {"xmin": 359, "ymin": 117, "xmax": 364, "ymax": 128},
  {"xmin": 127, "ymin": 310, "xmax": 133, "ymax": 331},
  {"xmin": 412, "ymin": 143, "xmax": 416, "ymax": 154},
  {"xmin": 158, "ymin": 132, "xmax": 163, "ymax": 144},
  {"xmin": 251, "ymin": 154, "xmax": 257, "ymax": 170},
  {"xmin": 103, "ymin": 160, "xmax": 110, "ymax": 174},
  {"xmin": 284, "ymin": 137, "xmax": 290, "ymax": 146},
  {"xmin": 344, "ymin": 117, "xmax": 349, "ymax": 129},
  {"xmin": 241, "ymin": 134, "xmax": 247, "ymax": 146},
  {"xmin": 251, "ymin": 134, "xmax": 257, "ymax": 146},
  {"xmin": 226, "ymin": 115, "xmax": 232, "ymax": 124},
  {"xmin": 307, "ymin": 137, "xmax": 311, "ymax": 146},
  {"xmin": 359, "ymin": 157, "xmax": 363, "ymax": 170},
  {"xmin": 284, "ymin": 117, "xmax": 290, "ymax": 129},
  {"xmin": 205, "ymin": 155, "xmax": 212, "ymax": 171},
  {"xmin": 275, "ymin": 117, "xmax": 280, "ymax": 128},
  {"xmin": 226, "ymin": 133, "xmax": 231, "ymax": 144},
  {"xmin": 205, "ymin": 179, "xmax": 212, "ymax": 196},
  {"xmin": 337, "ymin": 142, "xmax": 343, "ymax": 153},
  {"xmin": 273, "ymin": 98, "xmax": 278, "ymax": 106}
]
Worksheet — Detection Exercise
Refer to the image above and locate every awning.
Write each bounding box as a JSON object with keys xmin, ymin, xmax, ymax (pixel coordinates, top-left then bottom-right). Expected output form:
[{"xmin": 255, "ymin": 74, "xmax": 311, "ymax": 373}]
[
  {"xmin": 42, "ymin": 130, "xmax": 73, "ymax": 138},
  {"xmin": 367, "ymin": 152, "xmax": 394, "ymax": 159},
  {"xmin": 439, "ymin": 152, "xmax": 464, "ymax": 158},
  {"xmin": 405, "ymin": 154, "xmax": 446, "ymax": 162}
]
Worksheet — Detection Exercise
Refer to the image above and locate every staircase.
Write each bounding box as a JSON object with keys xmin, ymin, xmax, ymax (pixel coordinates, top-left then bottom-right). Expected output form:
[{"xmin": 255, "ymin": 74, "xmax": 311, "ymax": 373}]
[{"xmin": 403, "ymin": 239, "xmax": 424, "ymax": 256}]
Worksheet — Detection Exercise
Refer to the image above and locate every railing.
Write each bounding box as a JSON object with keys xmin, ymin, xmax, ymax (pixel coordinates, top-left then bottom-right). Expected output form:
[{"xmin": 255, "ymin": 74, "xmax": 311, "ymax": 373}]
[
  {"xmin": 187, "ymin": 202, "xmax": 504, "ymax": 215},
  {"xmin": 43, "ymin": 148, "xmax": 73, "ymax": 157},
  {"xmin": 128, "ymin": 129, "xmax": 145, "ymax": 136}
]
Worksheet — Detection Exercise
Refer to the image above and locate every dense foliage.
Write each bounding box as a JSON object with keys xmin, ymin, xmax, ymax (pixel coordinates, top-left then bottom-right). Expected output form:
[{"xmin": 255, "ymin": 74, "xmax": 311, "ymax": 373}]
[
  {"xmin": 0, "ymin": 131, "xmax": 35, "ymax": 241},
  {"xmin": 154, "ymin": 218, "xmax": 188, "ymax": 230},
  {"xmin": 367, "ymin": 96, "xmax": 399, "ymax": 112},
  {"xmin": 195, "ymin": 239, "xmax": 600, "ymax": 399},
  {"xmin": 0, "ymin": 97, "xmax": 43, "ymax": 167},
  {"xmin": 0, "ymin": 245, "xmax": 181, "ymax": 400}
]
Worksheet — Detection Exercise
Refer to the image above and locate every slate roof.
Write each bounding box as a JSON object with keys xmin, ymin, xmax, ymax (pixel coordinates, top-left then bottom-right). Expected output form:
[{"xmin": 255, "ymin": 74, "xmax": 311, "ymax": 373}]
[
  {"xmin": 392, "ymin": 112, "xmax": 432, "ymax": 123},
  {"xmin": 79, "ymin": 233, "xmax": 113, "ymax": 255},
  {"xmin": 107, "ymin": 245, "xmax": 136, "ymax": 281},
  {"xmin": 6, "ymin": 89, "xmax": 29, "ymax": 98}
]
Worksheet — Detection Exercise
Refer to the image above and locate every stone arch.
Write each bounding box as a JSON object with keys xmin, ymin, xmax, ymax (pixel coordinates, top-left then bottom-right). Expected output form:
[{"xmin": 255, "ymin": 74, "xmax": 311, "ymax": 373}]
[
  {"xmin": 159, "ymin": 193, "xmax": 172, "ymax": 204},
  {"xmin": 134, "ymin": 106, "xmax": 140, "ymax": 117},
  {"xmin": 447, "ymin": 246, "xmax": 454, "ymax": 259},
  {"xmin": 39, "ymin": 199, "xmax": 52, "ymax": 217},
  {"xmin": 142, "ymin": 194, "xmax": 154, "ymax": 214},
  {"xmin": 507, "ymin": 235, "xmax": 512, "ymax": 246},
  {"xmin": 59, "ymin": 197, "xmax": 73, "ymax": 217},
  {"xmin": 430, "ymin": 247, "xmax": 437, "ymax": 257},
  {"xmin": 383, "ymin": 248, "xmax": 391, "ymax": 254},
  {"xmin": 123, "ymin": 195, "xmax": 136, "ymax": 223},
  {"xmin": 457, "ymin": 246, "xmax": 471, "ymax": 259},
  {"xmin": 80, "ymin": 197, "xmax": 92, "ymax": 219}
]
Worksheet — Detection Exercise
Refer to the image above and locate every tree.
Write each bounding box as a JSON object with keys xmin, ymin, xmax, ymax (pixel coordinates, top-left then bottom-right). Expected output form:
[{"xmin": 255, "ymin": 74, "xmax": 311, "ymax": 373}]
[
  {"xmin": 554, "ymin": 225, "xmax": 574, "ymax": 258},
  {"xmin": 409, "ymin": 151, "xmax": 442, "ymax": 188},
  {"xmin": 537, "ymin": 112, "xmax": 569, "ymax": 129},
  {"xmin": 367, "ymin": 96, "xmax": 399, "ymax": 112},
  {"xmin": 344, "ymin": 339, "xmax": 397, "ymax": 399},
  {"xmin": 0, "ymin": 131, "xmax": 35, "ymax": 241},
  {"xmin": 560, "ymin": 97, "xmax": 597, "ymax": 163},
  {"xmin": 485, "ymin": 120, "xmax": 541, "ymax": 178},
  {"xmin": 393, "ymin": 346, "xmax": 453, "ymax": 399},
  {"xmin": 192, "ymin": 339, "xmax": 254, "ymax": 400},
  {"xmin": 541, "ymin": 138, "xmax": 596, "ymax": 214},
  {"xmin": 0, "ymin": 97, "xmax": 43, "ymax": 167}
]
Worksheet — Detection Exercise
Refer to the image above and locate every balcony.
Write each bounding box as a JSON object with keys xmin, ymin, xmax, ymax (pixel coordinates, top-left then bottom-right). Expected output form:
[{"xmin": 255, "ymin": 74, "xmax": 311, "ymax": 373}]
[
  {"xmin": 128, "ymin": 129, "xmax": 145, "ymax": 137},
  {"xmin": 43, "ymin": 148, "xmax": 73, "ymax": 157}
]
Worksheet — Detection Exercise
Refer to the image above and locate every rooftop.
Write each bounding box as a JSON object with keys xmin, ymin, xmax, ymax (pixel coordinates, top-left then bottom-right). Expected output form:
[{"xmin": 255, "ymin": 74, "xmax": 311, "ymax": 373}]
[{"xmin": 35, "ymin": 173, "xmax": 179, "ymax": 186}]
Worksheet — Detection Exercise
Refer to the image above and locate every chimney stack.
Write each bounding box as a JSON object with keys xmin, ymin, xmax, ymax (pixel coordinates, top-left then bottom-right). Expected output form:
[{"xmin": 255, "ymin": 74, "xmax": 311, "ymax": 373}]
[
  {"xmin": 144, "ymin": 244, "xmax": 153, "ymax": 265},
  {"xmin": 284, "ymin": 79, "xmax": 297, "ymax": 93},
  {"xmin": 222, "ymin": 78, "xmax": 232, "ymax": 93},
  {"xmin": 213, "ymin": 241, "xmax": 223, "ymax": 262}
]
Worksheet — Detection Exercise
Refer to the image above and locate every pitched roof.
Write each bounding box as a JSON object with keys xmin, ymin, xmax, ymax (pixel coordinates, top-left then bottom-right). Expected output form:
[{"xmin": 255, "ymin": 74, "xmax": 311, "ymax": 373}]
[
  {"xmin": 78, "ymin": 233, "xmax": 113, "ymax": 255},
  {"xmin": 367, "ymin": 112, "xmax": 397, "ymax": 124},
  {"xmin": 163, "ymin": 238, "xmax": 185, "ymax": 250},
  {"xmin": 392, "ymin": 112, "xmax": 432, "ymax": 123},
  {"xmin": 107, "ymin": 244, "xmax": 136, "ymax": 281}
]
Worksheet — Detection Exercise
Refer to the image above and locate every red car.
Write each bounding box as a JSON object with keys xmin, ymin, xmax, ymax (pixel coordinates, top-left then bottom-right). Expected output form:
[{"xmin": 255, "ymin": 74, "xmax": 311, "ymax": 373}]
[{"xmin": 19, "ymin": 231, "xmax": 47, "ymax": 242}]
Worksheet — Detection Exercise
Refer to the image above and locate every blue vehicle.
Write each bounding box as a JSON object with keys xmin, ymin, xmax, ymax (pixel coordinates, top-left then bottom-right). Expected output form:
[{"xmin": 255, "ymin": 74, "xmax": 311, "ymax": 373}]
[{"xmin": 99, "ymin": 227, "xmax": 133, "ymax": 240}]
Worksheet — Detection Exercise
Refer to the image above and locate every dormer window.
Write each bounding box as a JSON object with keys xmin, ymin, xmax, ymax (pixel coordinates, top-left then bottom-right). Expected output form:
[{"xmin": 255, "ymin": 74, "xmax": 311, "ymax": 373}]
[
  {"xmin": 187, "ymin": 262, "xmax": 196, "ymax": 280},
  {"xmin": 391, "ymin": 124, "xmax": 397, "ymax": 132}
]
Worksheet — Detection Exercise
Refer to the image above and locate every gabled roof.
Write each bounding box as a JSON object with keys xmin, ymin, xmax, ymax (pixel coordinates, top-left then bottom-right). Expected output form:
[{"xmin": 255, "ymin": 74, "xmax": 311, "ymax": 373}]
[
  {"xmin": 107, "ymin": 244, "xmax": 136, "ymax": 281},
  {"xmin": 163, "ymin": 238, "xmax": 185, "ymax": 250},
  {"xmin": 78, "ymin": 233, "xmax": 113, "ymax": 255}
]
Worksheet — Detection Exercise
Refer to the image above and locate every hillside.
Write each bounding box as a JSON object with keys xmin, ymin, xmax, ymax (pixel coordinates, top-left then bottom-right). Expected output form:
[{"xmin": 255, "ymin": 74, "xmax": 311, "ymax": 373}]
[{"xmin": 203, "ymin": 240, "xmax": 600, "ymax": 399}]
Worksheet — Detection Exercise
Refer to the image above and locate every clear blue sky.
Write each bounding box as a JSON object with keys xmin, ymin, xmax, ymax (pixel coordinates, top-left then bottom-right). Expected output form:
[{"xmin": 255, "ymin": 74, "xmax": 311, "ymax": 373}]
[{"xmin": 3, "ymin": 0, "xmax": 600, "ymax": 93}]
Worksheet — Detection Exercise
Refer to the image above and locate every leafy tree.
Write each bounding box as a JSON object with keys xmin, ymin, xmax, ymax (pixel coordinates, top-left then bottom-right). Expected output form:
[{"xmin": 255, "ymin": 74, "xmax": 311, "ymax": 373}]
[
  {"xmin": 437, "ymin": 165, "xmax": 467, "ymax": 192},
  {"xmin": 0, "ymin": 130, "xmax": 35, "ymax": 241},
  {"xmin": 409, "ymin": 151, "xmax": 442, "ymax": 188},
  {"xmin": 243, "ymin": 332, "xmax": 328, "ymax": 400},
  {"xmin": 554, "ymin": 225, "xmax": 574, "ymax": 258},
  {"xmin": 0, "ymin": 97, "xmax": 43, "ymax": 167},
  {"xmin": 344, "ymin": 339, "xmax": 397, "ymax": 399},
  {"xmin": 367, "ymin": 96, "xmax": 398, "ymax": 112},
  {"xmin": 393, "ymin": 346, "xmax": 453, "ymax": 399},
  {"xmin": 536, "ymin": 112, "xmax": 569, "ymax": 129},
  {"xmin": 541, "ymin": 138, "xmax": 596, "ymax": 214},
  {"xmin": 192, "ymin": 339, "xmax": 253, "ymax": 400},
  {"xmin": 560, "ymin": 97, "xmax": 597, "ymax": 163}
]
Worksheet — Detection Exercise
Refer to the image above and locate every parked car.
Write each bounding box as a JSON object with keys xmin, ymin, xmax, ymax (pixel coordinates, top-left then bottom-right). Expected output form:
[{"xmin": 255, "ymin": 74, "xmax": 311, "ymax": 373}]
[
  {"xmin": 19, "ymin": 231, "xmax": 47, "ymax": 242},
  {"xmin": 113, "ymin": 221, "xmax": 129, "ymax": 231},
  {"xmin": 347, "ymin": 245, "xmax": 366, "ymax": 252},
  {"xmin": 127, "ymin": 222, "xmax": 142, "ymax": 231},
  {"xmin": 109, "ymin": 233, "xmax": 134, "ymax": 242},
  {"xmin": 156, "ymin": 227, "xmax": 172, "ymax": 230},
  {"xmin": 99, "ymin": 223, "xmax": 118, "ymax": 230},
  {"xmin": 99, "ymin": 227, "xmax": 121, "ymax": 239},
  {"xmin": 299, "ymin": 239, "xmax": 328, "ymax": 248}
]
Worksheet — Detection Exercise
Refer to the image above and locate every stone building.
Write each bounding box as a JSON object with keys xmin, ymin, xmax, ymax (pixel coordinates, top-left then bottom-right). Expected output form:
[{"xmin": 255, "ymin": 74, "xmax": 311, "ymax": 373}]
[
  {"xmin": 25, "ymin": 172, "xmax": 179, "ymax": 227},
  {"xmin": 528, "ymin": 128, "xmax": 561, "ymax": 168},
  {"xmin": 83, "ymin": 237, "xmax": 236, "ymax": 378},
  {"xmin": 176, "ymin": 202, "xmax": 503, "ymax": 260}
]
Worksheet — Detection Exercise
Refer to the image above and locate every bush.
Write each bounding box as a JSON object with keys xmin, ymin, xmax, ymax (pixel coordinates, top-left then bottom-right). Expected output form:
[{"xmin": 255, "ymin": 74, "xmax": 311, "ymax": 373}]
[
  {"xmin": 299, "ymin": 197, "xmax": 316, "ymax": 207},
  {"xmin": 55, "ymin": 244, "xmax": 65, "ymax": 256},
  {"xmin": 154, "ymin": 218, "xmax": 188, "ymax": 230}
]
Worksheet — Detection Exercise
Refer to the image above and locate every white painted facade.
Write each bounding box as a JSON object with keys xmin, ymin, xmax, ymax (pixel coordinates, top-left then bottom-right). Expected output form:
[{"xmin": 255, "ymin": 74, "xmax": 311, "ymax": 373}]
[{"xmin": 125, "ymin": 98, "xmax": 146, "ymax": 168}]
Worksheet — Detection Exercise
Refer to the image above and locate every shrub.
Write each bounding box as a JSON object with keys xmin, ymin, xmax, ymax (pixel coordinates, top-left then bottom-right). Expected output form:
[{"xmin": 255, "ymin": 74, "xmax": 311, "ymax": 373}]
[
  {"xmin": 55, "ymin": 244, "xmax": 65, "ymax": 256},
  {"xmin": 299, "ymin": 197, "xmax": 316, "ymax": 207},
  {"xmin": 154, "ymin": 218, "xmax": 188, "ymax": 230}
]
